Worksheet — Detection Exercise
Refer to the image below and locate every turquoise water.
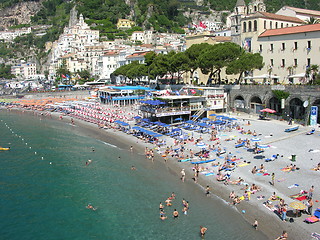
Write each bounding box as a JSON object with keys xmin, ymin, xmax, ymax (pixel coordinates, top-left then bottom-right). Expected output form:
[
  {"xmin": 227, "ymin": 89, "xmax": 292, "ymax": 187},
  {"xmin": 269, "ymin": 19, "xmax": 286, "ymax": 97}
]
[{"xmin": 0, "ymin": 110, "xmax": 268, "ymax": 240}]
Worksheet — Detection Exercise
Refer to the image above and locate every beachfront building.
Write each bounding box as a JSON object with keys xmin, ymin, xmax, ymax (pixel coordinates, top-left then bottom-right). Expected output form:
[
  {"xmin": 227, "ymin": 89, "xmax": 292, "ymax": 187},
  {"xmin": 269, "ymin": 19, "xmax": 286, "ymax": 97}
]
[
  {"xmin": 11, "ymin": 62, "xmax": 37, "ymax": 80},
  {"xmin": 98, "ymin": 86, "xmax": 151, "ymax": 106},
  {"xmin": 139, "ymin": 95, "xmax": 207, "ymax": 123},
  {"xmin": 253, "ymin": 23, "xmax": 320, "ymax": 84}
]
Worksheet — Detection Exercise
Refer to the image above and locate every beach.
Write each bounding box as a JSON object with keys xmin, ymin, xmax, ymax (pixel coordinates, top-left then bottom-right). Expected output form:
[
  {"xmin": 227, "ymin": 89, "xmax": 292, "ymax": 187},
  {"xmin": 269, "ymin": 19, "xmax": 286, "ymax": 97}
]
[{"xmin": 1, "ymin": 98, "xmax": 319, "ymax": 239}]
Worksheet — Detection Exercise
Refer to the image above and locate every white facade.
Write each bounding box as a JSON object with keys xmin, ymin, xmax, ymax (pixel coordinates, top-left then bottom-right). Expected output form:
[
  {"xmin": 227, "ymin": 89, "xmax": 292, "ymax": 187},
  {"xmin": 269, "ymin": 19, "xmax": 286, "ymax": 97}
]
[
  {"xmin": 11, "ymin": 62, "xmax": 37, "ymax": 79},
  {"xmin": 131, "ymin": 31, "xmax": 144, "ymax": 43},
  {"xmin": 215, "ymin": 29, "xmax": 231, "ymax": 37},
  {"xmin": 253, "ymin": 24, "xmax": 320, "ymax": 84},
  {"xmin": 276, "ymin": 6, "xmax": 320, "ymax": 22},
  {"xmin": 0, "ymin": 27, "xmax": 31, "ymax": 41}
]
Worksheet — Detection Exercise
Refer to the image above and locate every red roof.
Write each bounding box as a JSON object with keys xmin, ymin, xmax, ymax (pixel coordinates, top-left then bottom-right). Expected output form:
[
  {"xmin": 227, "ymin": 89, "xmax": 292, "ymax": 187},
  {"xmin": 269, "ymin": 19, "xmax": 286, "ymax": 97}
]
[
  {"xmin": 259, "ymin": 23, "xmax": 320, "ymax": 37},
  {"xmin": 126, "ymin": 51, "xmax": 150, "ymax": 59},
  {"xmin": 250, "ymin": 12, "xmax": 305, "ymax": 24}
]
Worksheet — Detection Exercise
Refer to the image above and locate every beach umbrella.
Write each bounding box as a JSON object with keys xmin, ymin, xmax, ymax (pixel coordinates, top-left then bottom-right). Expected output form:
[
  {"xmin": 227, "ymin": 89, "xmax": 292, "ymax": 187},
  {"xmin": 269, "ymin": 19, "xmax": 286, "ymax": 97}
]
[
  {"xmin": 229, "ymin": 118, "xmax": 238, "ymax": 121},
  {"xmin": 191, "ymin": 115, "xmax": 198, "ymax": 118},
  {"xmin": 174, "ymin": 117, "xmax": 183, "ymax": 121},
  {"xmin": 202, "ymin": 117, "xmax": 210, "ymax": 121},
  {"xmin": 251, "ymin": 138, "xmax": 261, "ymax": 142},
  {"xmin": 260, "ymin": 108, "xmax": 276, "ymax": 114},
  {"xmin": 196, "ymin": 142, "xmax": 206, "ymax": 148},
  {"xmin": 289, "ymin": 201, "xmax": 306, "ymax": 210},
  {"xmin": 209, "ymin": 114, "xmax": 216, "ymax": 116}
]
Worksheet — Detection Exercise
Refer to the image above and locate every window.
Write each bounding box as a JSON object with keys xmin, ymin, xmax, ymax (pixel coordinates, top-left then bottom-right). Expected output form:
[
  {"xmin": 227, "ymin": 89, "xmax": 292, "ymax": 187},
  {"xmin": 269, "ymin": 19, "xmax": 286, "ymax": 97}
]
[
  {"xmin": 294, "ymin": 59, "xmax": 297, "ymax": 67},
  {"xmin": 307, "ymin": 40, "xmax": 311, "ymax": 49},
  {"xmin": 264, "ymin": 20, "xmax": 266, "ymax": 29},
  {"xmin": 294, "ymin": 42, "xmax": 298, "ymax": 50},
  {"xmin": 281, "ymin": 23, "xmax": 283, "ymax": 28},
  {"xmin": 270, "ymin": 43, "xmax": 274, "ymax": 51},
  {"xmin": 254, "ymin": 20, "xmax": 257, "ymax": 31},
  {"xmin": 281, "ymin": 59, "xmax": 285, "ymax": 67},
  {"xmin": 270, "ymin": 21, "xmax": 272, "ymax": 29},
  {"xmin": 275, "ymin": 22, "xmax": 278, "ymax": 29},
  {"xmin": 281, "ymin": 42, "xmax": 285, "ymax": 51},
  {"xmin": 307, "ymin": 58, "xmax": 311, "ymax": 67},
  {"xmin": 259, "ymin": 44, "xmax": 262, "ymax": 52},
  {"xmin": 270, "ymin": 59, "xmax": 274, "ymax": 66},
  {"xmin": 248, "ymin": 21, "xmax": 252, "ymax": 32},
  {"xmin": 243, "ymin": 22, "xmax": 247, "ymax": 32}
]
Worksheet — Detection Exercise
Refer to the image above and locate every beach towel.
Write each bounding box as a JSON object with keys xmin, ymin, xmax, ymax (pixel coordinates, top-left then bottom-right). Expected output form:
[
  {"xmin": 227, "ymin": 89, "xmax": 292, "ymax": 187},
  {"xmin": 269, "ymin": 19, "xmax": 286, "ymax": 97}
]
[
  {"xmin": 179, "ymin": 158, "xmax": 191, "ymax": 162},
  {"xmin": 288, "ymin": 184, "xmax": 299, "ymax": 189},
  {"xmin": 305, "ymin": 216, "xmax": 319, "ymax": 223},
  {"xmin": 205, "ymin": 172, "xmax": 215, "ymax": 176},
  {"xmin": 311, "ymin": 232, "xmax": 320, "ymax": 240},
  {"xmin": 281, "ymin": 167, "xmax": 291, "ymax": 172},
  {"xmin": 277, "ymin": 178, "xmax": 286, "ymax": 182},
  {"xmin": 238, "ymin": 163, "xmax": 250, "ymax": 167},
  {"xmin": 296, "ymin": 196, "xmax": 308, "ymax": 201}
]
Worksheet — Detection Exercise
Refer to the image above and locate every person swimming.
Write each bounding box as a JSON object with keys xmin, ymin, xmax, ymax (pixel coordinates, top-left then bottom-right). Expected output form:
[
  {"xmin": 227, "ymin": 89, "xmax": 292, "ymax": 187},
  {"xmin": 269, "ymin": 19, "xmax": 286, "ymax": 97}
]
[{"xmin": 86, "ymin": 204, "xmax": 96, "ymax": 211}]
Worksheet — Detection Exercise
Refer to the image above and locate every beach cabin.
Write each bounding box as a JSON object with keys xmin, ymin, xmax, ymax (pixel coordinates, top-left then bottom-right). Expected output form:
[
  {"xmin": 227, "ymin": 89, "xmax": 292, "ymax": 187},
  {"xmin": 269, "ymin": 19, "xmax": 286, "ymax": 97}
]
[
  {"xmin": 139, "ymin": 95, "xmax": 206, "ymax": 124},
  {"xmin": 98, "ymin": 85, "xmax": 153, "ymax": 106}
]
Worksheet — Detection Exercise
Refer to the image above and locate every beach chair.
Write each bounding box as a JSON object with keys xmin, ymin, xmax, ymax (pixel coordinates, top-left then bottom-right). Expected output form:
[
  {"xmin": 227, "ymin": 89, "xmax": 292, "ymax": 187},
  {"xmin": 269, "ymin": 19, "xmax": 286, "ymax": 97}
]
[
  {"xmin": 305, "ymin": 216, "xmax": 319, "ymax": 224},
  {"xmin": 307, "ymin": 129, "xmax": 315, "ymax": 135}
]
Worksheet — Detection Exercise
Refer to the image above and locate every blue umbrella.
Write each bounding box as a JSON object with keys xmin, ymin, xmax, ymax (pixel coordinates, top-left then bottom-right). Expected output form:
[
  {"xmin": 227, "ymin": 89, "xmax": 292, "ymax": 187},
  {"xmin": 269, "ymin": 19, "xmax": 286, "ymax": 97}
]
[
  {"xmin": 209, "ymin": 114, "xmax": 216, "ymax": 116},
  {"xmin": 174, "ymin": 117, "xmax": 183, "ymax": 121},
  {"xmin": 251, "ymin": 138, "xmax": 261, "ymax": 142},
  {"xmin": 202, "ymin": 117, "xmax": 210, "ymax": 121},
  {"xmin": 191, "ymin": 115, "xmax": 198, "ymax": 118}
]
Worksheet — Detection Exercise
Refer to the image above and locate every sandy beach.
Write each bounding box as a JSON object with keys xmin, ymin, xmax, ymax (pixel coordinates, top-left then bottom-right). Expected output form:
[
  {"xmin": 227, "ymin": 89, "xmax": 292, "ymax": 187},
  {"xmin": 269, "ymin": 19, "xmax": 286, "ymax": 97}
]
[{"xmin": 2, "ymin": 99, "xmax": 319, "ymax": 240}]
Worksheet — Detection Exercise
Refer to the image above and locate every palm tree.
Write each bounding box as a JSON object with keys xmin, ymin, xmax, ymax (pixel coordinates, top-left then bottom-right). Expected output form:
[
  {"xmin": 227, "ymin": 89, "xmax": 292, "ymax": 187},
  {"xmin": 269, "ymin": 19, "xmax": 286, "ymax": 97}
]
[
  {"xmin": 304, "ymin": 17, "xmax": 320, "ymax": 25},
  {"xmin": 306, "ymin": 64, "xmax": 319, "ymax": 84}
]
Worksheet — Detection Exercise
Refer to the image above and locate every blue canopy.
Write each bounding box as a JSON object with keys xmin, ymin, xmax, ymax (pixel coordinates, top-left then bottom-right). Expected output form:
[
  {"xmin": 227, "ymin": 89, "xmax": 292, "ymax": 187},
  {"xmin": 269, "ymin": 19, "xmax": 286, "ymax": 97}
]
[
  {"xmin": 186, "ymin": 120, "xmax": 194, "ymax": 124},
  {"xmin": 174, "ymin": 117, "xmax": 183, "ymax": 121},
  {"xmin": 172, "ymin": 128, "xmax": 182, "ymax": 132},
  {"xmin": 140, "ymin": 100, "xmax": 166, "ymax": 105},
  {"xmin": 132, "ymin": 126, "xmax": 162, "ymax": 137},
  {"xmin": 133, "ymin": 116, "xmax": 141, "ymax": 119},
  {"xmin": 114, "ymin": 120, "xmax": 129, "ymax": 126}
]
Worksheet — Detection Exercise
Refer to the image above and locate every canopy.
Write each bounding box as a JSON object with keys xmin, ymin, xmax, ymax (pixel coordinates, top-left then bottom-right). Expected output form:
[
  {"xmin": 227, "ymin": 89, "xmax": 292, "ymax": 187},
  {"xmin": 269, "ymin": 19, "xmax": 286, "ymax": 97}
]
[
  {"xmin": 114, "ymin": 120, "xmax": 129, "ymax": 126},
  {"xmin": 174, "ymin": 117, "xmax": 183, "ymax": 121},
  {"xmin": 289, "ymin": 201, "xmax": 306, "ymax": 210},
  {"xmin": 260, "ymin": 108, "xmax": 276, "ymax": 113},
  {"xmin": 131, "ymin": 126, "xmax": 162, "ymax": 137},
  {"xmin": 140, "ymin": 100, "xmax": 166, "ymax": 105},
  {"xmin": 288, "ymin": 73, "xmax": 305, "ymax": 78},
  {"xmin": 133, "ymin": 116, "xmax": 141, "ymax": 119},
  {"xmin": 243, "ymin": 74, "xmax": 279, "ymax": 79}
]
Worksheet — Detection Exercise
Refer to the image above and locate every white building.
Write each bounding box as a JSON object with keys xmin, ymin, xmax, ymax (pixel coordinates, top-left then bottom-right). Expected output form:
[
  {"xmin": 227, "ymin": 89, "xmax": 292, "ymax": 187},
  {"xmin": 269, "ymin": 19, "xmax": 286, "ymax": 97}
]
[
  {"xmin": 0, "ymin": 27, "xmax": 31, "ymax": 42},
  {"xmin": 11, "ymin": 62, "xmax": 37, "ymax": 79},
  {"xmin": 253, "ymin": 23, "xmax": 320, "ymax": 84},
  {"xmin": 276, "ymin": 6, "xmax": 320, "ymax": 22}
]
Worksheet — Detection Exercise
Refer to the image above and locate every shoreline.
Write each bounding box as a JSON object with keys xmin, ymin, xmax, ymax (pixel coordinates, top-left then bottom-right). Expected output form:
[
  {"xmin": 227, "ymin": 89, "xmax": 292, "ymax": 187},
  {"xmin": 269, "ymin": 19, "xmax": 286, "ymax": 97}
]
[{"xmin": 2, "ymin": 106, "xmax": 317, "ymax": 240}]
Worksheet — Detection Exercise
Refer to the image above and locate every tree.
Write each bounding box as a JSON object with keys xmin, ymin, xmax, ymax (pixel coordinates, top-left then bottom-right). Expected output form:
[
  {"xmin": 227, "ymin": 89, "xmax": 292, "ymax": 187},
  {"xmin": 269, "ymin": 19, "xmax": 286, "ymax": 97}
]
[
  {"xmin": 185, "ymin": 43, "xmax": 211, "ymax": 83},
  {"xmin": 198, "ymin": 42, "xmax": 242, "ymax": 85},
  {"xmin": 304, "ymin": 17, "xmax": 320, "ymax": 25},
  {"xmin": 226, "ymin": 52, "xmax": 264, "ymax": 83},
  {"xmin": 56, "ymin": 60, "xmax": 71, "ymax": 83},
  {"xmin": 306, "ymin": 64, "xmax": 319, "ymax": 84},
  {"xmin": 272, "ymin": 90, "xmax": 290, "ymax": 100}
]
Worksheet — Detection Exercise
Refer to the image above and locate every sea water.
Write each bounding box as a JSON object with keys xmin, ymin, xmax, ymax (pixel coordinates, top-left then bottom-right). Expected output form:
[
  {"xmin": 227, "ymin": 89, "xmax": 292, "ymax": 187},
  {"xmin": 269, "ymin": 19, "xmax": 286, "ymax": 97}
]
[{"xmin": 0, "ymin": 110, "xmax": 268, "ymax": 240}]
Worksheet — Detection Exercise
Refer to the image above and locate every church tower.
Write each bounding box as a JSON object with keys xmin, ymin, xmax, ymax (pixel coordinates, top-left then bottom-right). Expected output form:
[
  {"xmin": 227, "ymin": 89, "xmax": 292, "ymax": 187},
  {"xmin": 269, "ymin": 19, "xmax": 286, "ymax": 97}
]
[
  {"xmin": 230, "ymin": 0, "xmax": 247, "ymax": 45},
  {"xmin": 247, "ymin": 0, "xmax": 266, "ymax": 14}
]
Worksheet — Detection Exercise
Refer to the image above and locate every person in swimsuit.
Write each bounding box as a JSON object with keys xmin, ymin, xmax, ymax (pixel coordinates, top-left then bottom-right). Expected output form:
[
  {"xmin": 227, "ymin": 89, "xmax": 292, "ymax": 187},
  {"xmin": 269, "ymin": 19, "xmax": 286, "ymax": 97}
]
[
  {"xmin": 173, "ymin": 209, "xmax": 179, "ymax": 218},
  {"xmin": 200, "ymin": 226, "xmax": 207, "ymax": 238}
]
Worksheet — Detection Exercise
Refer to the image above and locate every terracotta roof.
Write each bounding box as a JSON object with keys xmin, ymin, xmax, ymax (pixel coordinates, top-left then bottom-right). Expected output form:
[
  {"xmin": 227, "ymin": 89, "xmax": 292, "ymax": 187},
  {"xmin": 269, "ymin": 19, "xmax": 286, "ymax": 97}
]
[
  {"xmin": 282, "ymin": 6, "xmax": 320, "ymax": 17},
  {"xmin": 259, "ymin": 23, "xmax": 320, "ymax": 37},
  {"xmin": 104, "ymin": 51, "xmax": 119, "ymax": 56},
  {"xmin": 250, "ymin": 12, "xmax": 305, "ymax": 23},
  {"xmin": 126, "ymin": 51, "xmax": 150, "ymax": 59}
]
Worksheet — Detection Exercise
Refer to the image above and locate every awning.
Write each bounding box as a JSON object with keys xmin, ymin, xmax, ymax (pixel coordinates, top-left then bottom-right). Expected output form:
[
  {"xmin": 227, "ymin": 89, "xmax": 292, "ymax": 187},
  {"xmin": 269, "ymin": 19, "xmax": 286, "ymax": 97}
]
[
  {"xmin": 288, "ymin": 73, "xmax": 305, "ymax": 78},
  {"xmin": 114, "ymin": 120, "xmax": 129, "ymax": 126},
  {"xmin": 243, "ymin": 74, "xmax": 279, "ymax": 79}
]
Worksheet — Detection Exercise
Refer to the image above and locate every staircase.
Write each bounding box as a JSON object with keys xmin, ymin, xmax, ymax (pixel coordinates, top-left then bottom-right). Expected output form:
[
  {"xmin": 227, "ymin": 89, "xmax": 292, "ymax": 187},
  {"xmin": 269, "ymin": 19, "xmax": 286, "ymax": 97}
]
[{"xmin": 191, "ymin": 108, "xmax": 205, "ymax": 121}]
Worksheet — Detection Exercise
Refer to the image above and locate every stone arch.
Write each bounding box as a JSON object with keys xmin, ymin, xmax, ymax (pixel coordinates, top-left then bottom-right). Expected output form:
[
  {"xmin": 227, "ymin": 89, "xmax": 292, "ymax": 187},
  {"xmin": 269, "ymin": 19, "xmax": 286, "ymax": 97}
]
[
  {"xmin": 289, "ymin": 98, "xmax": 305, "ymax": 120},
  {"xmin": 248, "ymin": 21, "xmax": 252, "ymax": 32},
  {"xmin": 312, "ymin": 99, "xmax": 320, "ymax": 124},
  {"xmin": 250, "ymin": 96, "xmax": 263, "ymax": 114},
  {"xmin": 268, "ymin": 97, "xmax": 281, "ymax": 114},
  {"xmin": 234, "ymin": 95, "xmax": 246, "ymax": 112}
]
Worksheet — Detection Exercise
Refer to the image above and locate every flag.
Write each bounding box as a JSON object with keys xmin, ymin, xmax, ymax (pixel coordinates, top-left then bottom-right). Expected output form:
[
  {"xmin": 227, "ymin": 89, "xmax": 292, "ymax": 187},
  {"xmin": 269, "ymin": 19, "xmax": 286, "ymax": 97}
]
[
  {"xmin": 66, "ymin": 74, "xmax": 70, "ymax": 79},
  {"xmin": 199, "ymin": 21, "xmax": 207, "ymax": 29},
  {"xmin": 190, "ymin": 89, "xmax": 196, "ymax": 94},
  {"xmin": 61, "ymin": 74, "xmax": 66, "ymax": 78}
]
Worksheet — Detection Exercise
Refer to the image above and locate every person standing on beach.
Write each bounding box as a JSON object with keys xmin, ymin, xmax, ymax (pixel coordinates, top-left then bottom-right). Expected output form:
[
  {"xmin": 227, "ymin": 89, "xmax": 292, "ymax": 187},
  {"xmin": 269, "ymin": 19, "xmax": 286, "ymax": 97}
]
[
  {"xmin": 306, "ymin": 197, "xmax": 313, "ymax": 215},
  {"xmin": 308, "ymin": 185, "xmax": 314, "ymax": 199},
  {"xmin": 271, "ymin": 173, "xmax": 275, "ymax": 186},
  {"xmin": 282, "ymin": 204, "xmax": 287, "ymax": 222},
  {"xmin": 205, "ymin": 186, "xmax": 210, "ymax": 196},
  {"xmin": 181, "ymin": 169, "xmax": 186, "ymax": 182},
  {"xmin": 252, "ymin": 219, "xmax": 258, "ymax": 230}
]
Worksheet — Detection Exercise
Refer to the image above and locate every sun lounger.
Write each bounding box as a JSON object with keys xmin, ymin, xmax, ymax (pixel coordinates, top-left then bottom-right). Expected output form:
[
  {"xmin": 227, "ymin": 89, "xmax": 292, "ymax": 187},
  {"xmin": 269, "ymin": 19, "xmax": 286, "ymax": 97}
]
[
  {"xmin": 307, "ymin": 129, "xmax": 315, "ymax": 135},
  {"xmin": 235, "ymin": 142, "xmax": 245, "ymax": 148},
  {"xmin": 191, "ymin": 159, "xmax": 215, "ymax": 164}
]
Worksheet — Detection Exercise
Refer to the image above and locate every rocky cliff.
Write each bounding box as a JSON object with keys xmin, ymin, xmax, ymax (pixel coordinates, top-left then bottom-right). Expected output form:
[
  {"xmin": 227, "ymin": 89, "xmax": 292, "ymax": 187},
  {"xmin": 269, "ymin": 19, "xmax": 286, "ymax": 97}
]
[{"xmin": 0, "ymin": 1, "xmax": 43, "ymax": 29}]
